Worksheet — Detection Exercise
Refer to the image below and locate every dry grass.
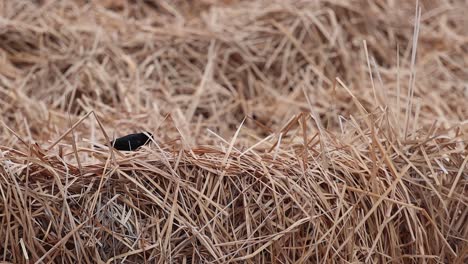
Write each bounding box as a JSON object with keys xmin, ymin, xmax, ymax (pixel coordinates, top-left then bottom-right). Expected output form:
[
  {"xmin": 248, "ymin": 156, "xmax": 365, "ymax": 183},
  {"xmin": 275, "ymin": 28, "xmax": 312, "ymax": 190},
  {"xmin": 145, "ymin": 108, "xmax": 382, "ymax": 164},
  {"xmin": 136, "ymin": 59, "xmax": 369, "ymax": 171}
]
[{"xmin": 0, "ymin": 0, "xmax": 467, "ymax": 263}]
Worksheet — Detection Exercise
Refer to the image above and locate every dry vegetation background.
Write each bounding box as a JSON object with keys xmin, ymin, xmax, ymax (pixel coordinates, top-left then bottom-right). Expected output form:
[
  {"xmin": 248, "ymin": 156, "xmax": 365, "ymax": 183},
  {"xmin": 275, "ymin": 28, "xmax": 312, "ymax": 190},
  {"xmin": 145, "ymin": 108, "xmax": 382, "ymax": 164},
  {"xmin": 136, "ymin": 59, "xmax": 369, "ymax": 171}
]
[{"xmin": 0, "ymin": 0, "xmax": 467, "ymax": 263}]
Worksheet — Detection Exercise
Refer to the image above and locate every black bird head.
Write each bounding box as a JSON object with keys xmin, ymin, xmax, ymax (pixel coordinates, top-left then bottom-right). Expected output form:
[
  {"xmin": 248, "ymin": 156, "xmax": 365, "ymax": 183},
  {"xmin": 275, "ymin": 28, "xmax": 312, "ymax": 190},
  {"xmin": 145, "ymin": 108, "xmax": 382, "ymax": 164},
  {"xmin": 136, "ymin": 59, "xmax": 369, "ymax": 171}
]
[{"xmin": 109, "ymin": 132, "xmax": 153, "ymax": 151}]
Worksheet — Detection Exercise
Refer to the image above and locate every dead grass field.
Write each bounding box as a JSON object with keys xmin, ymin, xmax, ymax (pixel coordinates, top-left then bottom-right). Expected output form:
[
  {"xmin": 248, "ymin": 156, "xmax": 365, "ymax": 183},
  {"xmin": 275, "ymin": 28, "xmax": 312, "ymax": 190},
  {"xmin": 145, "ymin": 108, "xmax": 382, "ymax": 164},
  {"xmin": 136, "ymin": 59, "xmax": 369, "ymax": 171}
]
[{"xmin": 0, "ymin": 0, "xmax": 467, "ymax": 263}]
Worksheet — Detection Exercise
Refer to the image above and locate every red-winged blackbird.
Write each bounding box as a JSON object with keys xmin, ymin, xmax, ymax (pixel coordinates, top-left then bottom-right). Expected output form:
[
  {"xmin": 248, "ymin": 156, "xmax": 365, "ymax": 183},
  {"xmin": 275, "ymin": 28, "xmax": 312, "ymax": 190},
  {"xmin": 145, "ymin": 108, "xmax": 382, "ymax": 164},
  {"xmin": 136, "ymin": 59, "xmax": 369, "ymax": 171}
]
[{"xmin": 106, "ymin": 132, "xmax": 153, "ymax": 151}]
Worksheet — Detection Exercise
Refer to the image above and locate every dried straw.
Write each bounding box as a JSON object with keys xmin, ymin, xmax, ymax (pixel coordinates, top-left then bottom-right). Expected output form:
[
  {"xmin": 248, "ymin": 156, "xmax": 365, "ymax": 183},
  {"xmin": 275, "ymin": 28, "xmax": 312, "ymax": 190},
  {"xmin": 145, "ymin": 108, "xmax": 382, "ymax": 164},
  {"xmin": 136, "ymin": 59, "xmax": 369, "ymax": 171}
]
[{"xmin": 0, "ymin": 0, "xmax": 466, "ymax": 263}]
